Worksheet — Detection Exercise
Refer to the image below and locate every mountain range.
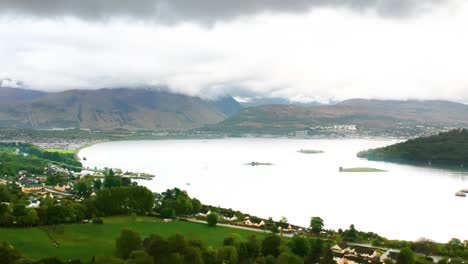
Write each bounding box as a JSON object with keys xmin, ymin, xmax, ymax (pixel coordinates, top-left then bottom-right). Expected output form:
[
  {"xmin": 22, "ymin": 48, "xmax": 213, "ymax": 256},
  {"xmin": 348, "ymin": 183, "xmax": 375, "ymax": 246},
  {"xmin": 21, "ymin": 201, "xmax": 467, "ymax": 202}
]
[
  {"xmin": 0, "ymin": 87, "xmax": 242, "ymax": 131},
  {"xmin": 1, "ymin": 86, "xmax": 468, "ymax": 133},
  {"xmin": 204, "ymin": 99, "xmax": 468, "ymax": 134}
]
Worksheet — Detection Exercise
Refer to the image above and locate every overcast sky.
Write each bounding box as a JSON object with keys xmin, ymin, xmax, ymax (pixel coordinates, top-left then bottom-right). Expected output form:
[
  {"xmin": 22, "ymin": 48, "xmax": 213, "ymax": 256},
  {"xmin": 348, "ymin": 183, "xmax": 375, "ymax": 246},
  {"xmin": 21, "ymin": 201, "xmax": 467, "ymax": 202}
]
[{"xmin": 1, "ymin": 0, "xmax": 468, "ymax": 102}]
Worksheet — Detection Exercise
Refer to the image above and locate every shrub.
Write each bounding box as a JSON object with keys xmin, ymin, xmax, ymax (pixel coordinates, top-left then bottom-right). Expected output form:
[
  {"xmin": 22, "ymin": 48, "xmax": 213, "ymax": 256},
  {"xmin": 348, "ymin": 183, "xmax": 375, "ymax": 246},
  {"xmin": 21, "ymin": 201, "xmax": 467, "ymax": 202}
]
[
  {"xmin": 207, "ymin": 213, "xmax": 218, "ymax": 227},
  {"xmin": 92, "ymin": 217, "xmax": 104, "ymax": 224}
]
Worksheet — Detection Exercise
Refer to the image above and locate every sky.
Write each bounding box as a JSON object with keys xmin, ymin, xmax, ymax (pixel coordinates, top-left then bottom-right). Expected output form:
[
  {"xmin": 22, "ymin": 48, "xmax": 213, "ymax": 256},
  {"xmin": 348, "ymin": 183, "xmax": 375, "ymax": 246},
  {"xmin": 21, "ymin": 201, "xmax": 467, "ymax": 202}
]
[{"xmin": 1, "ymin": 0, "xmax": 468, "ymax": 103}]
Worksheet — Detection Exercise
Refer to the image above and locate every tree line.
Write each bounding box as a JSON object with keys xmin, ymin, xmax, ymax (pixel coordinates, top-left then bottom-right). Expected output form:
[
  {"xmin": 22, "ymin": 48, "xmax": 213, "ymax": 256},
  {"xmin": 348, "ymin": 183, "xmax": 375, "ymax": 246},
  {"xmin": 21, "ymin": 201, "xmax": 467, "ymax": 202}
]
[{"xmin": 0, "ymin": 183, "xmax": 154, "ymax": 227}]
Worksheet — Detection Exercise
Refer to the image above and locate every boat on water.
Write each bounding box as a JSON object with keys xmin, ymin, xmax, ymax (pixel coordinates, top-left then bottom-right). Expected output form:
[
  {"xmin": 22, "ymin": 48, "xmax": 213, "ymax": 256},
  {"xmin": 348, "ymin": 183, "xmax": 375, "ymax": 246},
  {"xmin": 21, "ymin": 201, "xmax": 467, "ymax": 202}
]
[
  {"xmin": 455, "ymin": 191, "xmax": 466, "ymax": 197},
  {"xmin": 245, "ymin": 161, "xmax": 274, "ymax": 166}
]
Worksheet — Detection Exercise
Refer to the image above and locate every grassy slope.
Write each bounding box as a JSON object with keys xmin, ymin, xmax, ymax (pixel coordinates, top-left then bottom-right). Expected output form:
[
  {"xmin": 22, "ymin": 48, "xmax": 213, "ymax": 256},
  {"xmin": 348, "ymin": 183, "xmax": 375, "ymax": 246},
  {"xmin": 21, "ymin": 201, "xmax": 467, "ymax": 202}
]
[{"xmin": 0, "ymin": 216, "xmax": 267, "ymax": 261}]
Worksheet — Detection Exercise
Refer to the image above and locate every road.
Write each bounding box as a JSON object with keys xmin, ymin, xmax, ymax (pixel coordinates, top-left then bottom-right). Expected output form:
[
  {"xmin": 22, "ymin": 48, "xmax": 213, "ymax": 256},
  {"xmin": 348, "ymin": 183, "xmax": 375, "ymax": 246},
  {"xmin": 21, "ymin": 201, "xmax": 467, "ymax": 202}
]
[{"xmin": 179, "ymin": 217, "xmax": 294, "ymax": 237}]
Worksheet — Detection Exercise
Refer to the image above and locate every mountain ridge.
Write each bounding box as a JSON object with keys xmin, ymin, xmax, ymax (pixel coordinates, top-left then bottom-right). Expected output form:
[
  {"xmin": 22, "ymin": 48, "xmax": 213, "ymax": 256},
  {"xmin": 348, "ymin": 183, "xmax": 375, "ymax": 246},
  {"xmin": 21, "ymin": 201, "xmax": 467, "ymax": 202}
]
[
  {"xmin": 201, "ymin": 99, "xmax": 468, "ymax": 135},
  {"xmin": 0, "ymin": 88, "xmax": 242, "ymax": 131}
]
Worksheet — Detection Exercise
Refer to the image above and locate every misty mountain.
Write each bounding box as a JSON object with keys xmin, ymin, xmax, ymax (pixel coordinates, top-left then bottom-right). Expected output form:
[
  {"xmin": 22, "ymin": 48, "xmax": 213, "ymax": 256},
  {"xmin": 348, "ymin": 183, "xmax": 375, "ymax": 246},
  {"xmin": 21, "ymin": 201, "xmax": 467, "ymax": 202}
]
[
  {"xmin": 0, "ymin": 86, "xmax": 47, "ymax": 104},
  {"xmin": 203, "ymin": 99, "xmax": 468, "ymax": 134},
  {"xmin": 239, "ymin": 97, "xmax": 323, "ymax": 108},
  {"xmin": 209, "ymin": 96, "xmax": 243, "ymax": 116},
  {"xmin": 0, "ymin": 88, "xmax": 242, "ymax": 131}
]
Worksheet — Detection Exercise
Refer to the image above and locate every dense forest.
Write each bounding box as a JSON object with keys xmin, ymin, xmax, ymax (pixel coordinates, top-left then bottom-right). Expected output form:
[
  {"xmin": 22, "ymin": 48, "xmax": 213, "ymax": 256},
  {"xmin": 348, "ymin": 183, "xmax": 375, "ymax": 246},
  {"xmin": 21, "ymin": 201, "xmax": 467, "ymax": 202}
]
[{"xmin": 358, "ymin": 129, "xmax": 468, "ymax": 166}]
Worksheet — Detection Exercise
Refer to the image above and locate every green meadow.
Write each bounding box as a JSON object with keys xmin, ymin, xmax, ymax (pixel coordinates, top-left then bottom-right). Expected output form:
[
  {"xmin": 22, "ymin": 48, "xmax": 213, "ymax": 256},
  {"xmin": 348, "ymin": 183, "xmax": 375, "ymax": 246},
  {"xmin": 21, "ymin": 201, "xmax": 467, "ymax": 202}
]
[{"xmin": 0, "ymin": 216, "xmax": 267, "ymax": 261}]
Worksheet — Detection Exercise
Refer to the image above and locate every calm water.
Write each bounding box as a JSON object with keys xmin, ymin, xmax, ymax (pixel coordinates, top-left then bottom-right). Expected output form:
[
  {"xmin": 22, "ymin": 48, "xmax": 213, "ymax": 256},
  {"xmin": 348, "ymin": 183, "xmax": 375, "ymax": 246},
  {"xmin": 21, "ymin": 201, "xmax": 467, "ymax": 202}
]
[{"xmin": 78, "ymin": 138, "xmax": 468, "ymax": 242}]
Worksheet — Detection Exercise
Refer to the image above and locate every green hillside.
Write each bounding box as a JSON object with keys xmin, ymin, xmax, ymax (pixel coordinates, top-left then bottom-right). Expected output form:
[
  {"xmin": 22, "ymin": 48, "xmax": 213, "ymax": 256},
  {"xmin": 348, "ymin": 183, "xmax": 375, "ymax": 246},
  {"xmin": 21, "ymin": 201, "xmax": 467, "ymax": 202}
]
[{"xmin": 358, "ymin": 129, "xmax": 468, "ymax": 166}]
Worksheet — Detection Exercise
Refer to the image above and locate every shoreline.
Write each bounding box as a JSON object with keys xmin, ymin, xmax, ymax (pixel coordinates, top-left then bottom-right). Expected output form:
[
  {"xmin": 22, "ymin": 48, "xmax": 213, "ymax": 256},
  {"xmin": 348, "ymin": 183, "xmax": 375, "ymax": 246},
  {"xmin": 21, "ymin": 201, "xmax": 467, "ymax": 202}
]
[{"xmin": 73, "ymin": 140, "xmax": 110, "ymax": 161}]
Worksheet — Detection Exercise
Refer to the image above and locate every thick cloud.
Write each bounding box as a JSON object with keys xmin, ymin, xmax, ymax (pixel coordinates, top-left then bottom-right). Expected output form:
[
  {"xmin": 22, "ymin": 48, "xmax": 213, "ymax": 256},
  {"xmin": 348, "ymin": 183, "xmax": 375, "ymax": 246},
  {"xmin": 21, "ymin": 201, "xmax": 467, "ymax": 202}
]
[
  {"xmin": 2, "ymin": 2, "xmax": 468, "ymax": 103},
  {"xmin": 1, "ymin": 0, "xmax": 467, "ymax": 103},
  {"xmin": 0, "ymin": 0, "xmax": 451, "ymax": 23}
]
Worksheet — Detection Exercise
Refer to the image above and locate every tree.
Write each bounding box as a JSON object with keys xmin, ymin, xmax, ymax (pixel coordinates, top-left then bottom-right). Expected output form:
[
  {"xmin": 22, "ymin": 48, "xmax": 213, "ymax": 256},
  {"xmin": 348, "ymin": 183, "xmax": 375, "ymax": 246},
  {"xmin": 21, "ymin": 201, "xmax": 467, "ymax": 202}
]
[
  {"xmin": 218, "ymin": 246, "xmax": 238, "ymax": 264},
  {"xmin": 343, "ymin": 224, "xmax": 358, "ymax": 242},
  {"xmin": 35, "ymin": 257, "xmax": 65, "ymax": 264},
  {"xmin": 224, "ymin": 233, "xmax": 242, "ymax": 248},
  {"xmin": 94, "ymin": 256, "xmax": 126, "ymax": 264},
  {"xmin": 397, "ymin": 247, "xmax": 415, "ymax": 264},
  {"xmin": 94, "ymin": 179, "xmax": 102, "ymax": 190},
  {"xmin": 167, "ymin": 234, "xmax": 187, "ymax": 254},
  {"xmin": 12, "ymin": 204, "xmax": 27, "ymax": 221},
  {"xmin": 169, "ymin": 253, "xmax": 184, "ymax": 264},
  {"xmin": 320, "ymin": 243, "xmax": 336, "ymax": 264},
  {"xmin": 438, "ymin": 258, "xmax": 448, "ymax": 264},
  {"xmin": 277, "ymin": 252, "xmax": 303, "ymax": 264},
  {"xmin": 290, "ymin": 235, "xmax": 310, "ymax": 257},
  {"xmin": 261, "ymin": 235, "xmax": 281, "ymax": 257},
  {"xmin": 95, "ymin": 186, "xmax": 154, "ymax": 216},
  {"xmin": 23, "ymin": 208, "xmax": 39, "ymax": 226},
  {"xmin": 121, "ymin": 177, "xmax": 132, "ymax": 186},
  {"xmin": 158, "ymin": 188, "xmax": 197, "ymax": 216},
  {"xmin": 310, "ymin": 217, "xmax": 324, "ymax": 233},
  {"xmin": 127, "ymin": 250, "xmax": 154, "ymax": 264},
  {"xmin": 45, "ymin": 205, "xmax": 69, "ymax": 225},
  {"xmin": 413, "ymin": 238, "xmax": 436, "ymax": 257},
  {"xmin": 207, "ymin": 213, "xmax": 218, "ymax": 227},
  {"xmin": 184, "ymin": 246, "xmax": 204, "ymax": 264},
  {"xmin": 145, "ymin": 235, "xmax": 170, "ymax": 263},
  {"xmin": 266, "ymin": 217, "xmax": 278, "ymax": 233},
  {"xmin": 246, "ymin": 235, "xmax": 260, "ymax": 260},
  {"xmin": 191, "ymin": 198, "xmax": 202, "ymax": 214},
  {"xmin": 0, "ymin": 203, "xmax": 13, "ymax": 226},
  {"xmin": 203, "ymin": 247, "xmax": 218, "ymax": 264},
  {"xmin": 279, "ymin": 216, "xmax": 288, "ymax": 223},
  {"xmin": 104, "ymin": 175, "xmax": 121, "ymax": 188},
  {"xmin": 115, "ymin": 229, "xmax": 142, "ymax": 259},
  {"xmin": 75, "ymin": 181, "xmax": 90, "ymax": 197},
  {"xmin": 0, "ymin": 186, "xmax": 11, "ymax": 202},
  {"xmin": 0, "ymin": 242, "xmax": 21, "ymax": 264},
  {"xmin": 160, "ymin": 207, "xmax": 176, "ymax": 219},
  {"xmin": 447, "ymin": 238, "xmax": 463, "ymax": 255},
  {"xmin": 306, "ymin": 238, "xmax": 324, "ymax": 264}
]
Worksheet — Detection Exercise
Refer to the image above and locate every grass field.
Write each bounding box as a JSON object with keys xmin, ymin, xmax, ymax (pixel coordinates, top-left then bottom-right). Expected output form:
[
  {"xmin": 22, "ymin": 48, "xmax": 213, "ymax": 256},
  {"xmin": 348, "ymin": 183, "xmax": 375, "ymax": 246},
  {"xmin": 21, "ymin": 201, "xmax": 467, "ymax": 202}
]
[
  {"xmin": 44, "ymin": 148, "xmax": 76, "ymax": 154},
  {"xmin": 0, "ymin": 216, "xmax": 267, "ymax": 261}
]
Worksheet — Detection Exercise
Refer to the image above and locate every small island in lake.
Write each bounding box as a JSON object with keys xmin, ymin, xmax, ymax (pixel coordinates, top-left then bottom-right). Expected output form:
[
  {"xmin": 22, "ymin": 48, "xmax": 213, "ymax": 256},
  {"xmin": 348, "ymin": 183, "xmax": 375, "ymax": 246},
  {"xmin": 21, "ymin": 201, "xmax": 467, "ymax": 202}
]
[
  {"xmin": 339, "ymin": 167, "xmax": 386, "ymax": 172},
  {"xmin": 245, "ymin": 162, "xmax": 274, "ymax": 166},
  {"xmin": 357, "ymin": 129, "xmax": 468, "ymax": 167},
  {"xmin": 298, "ymin": 149, "xmax": 324, "ymax": 154}
]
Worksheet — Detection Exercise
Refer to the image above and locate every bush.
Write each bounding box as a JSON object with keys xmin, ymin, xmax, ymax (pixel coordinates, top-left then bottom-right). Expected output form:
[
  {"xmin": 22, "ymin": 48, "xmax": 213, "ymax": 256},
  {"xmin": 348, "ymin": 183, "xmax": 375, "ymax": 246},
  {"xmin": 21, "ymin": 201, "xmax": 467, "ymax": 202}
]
[
  {"xmin": 115, "ymin": 229, "xmax": 142, "ymax": 259},
  {"xmin": 92, "ymin": 217, "xmax": 104, "ymax": 224},
  {"xmin": 207, "ymin": 213, "xmax": 218, "ymax": 227}
]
